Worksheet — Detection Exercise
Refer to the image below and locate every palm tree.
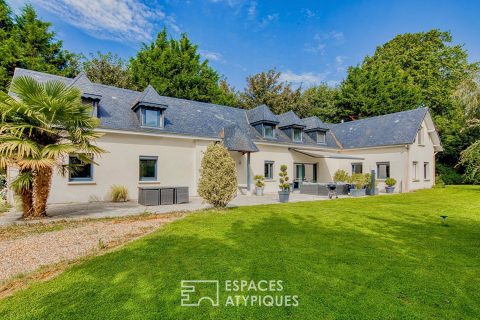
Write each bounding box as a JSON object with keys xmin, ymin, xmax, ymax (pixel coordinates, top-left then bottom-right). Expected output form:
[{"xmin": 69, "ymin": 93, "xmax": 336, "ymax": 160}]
[{"xmin": 0, "ymin": 76, "xmax": 105, "ymax": 218}]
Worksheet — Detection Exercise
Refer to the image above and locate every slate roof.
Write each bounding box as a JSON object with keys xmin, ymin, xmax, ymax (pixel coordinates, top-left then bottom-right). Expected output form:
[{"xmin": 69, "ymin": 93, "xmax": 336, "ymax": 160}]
[
  {"xmin": 132, "ymin": 85, "xmax": 167, "ymax": 110},
  {"xmin": 302, "ymin": 116, "xmax": 329, "ymax": 131},
  {"xmin": 277, "ymin": 111, "xmax": 306, "ymax": 128},
  {"xmin": 69, "ymin": 72, "xmax": 101, "ymax": 100},
  {"xmin": 10, "ymin": 68, "xmax": 434, "ymax": 152},
  {"xmin": 246, "ymin": 104, "xmax": 280, "ymax": 124},
  {"xmin": 223, "ymin": 124, "xmax": 259, "ymax": 152},
  {"xmin": 329, "ymin": 108, "xmax": 429, "ymax": 149}
]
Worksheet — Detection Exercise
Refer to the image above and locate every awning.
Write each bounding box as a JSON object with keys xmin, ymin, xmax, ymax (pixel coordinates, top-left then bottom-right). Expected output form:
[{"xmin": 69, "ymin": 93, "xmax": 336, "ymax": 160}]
[{"xmin": 289, "ymin": 148, "xmax": 365, "ymax": 160}]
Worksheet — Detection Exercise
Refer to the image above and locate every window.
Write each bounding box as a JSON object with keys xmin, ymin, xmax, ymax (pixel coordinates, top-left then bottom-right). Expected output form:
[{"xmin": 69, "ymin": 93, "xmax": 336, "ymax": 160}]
[
  {"xmin": 69, "ymin": 154, "xmax": 93, "ymax": 181},
  {"xmin": 352, "ymin": 163, "xmax": 363, "ymax": 174},
  {"xmin": 424, "ymin": 162, "xmax": 430, "ymax": 180},
  {"xmin": 293, "ymin": 128, "xmax": 302, "ymax": 142},
  {"xmin": 376, "ymin": 162, "xmax": 390, "ymax": 179},
  {"xmin": 264, "ymin": 161, "xmax": 274, "ymax": 179},
  {"xmin": 141, "ymin": 108, "xmax": 162, "ymax": 128},
  {"xmin": 412, "ymin": 161, "xmax": 419, "ymax": 181},
  {"xmin": 263, "ymin": 124, "xmax": 275, "ymax": 138},
  {"xmin": 317, "ymin": 131, "xmax": 326, "ymax": 144},
  {"xmin": 139, "ymin": 156, "xmax": 158, "ymax": 181},
  {"xmin": 417, "ymin": 127, "xmax": 424, "ymax": 145}
]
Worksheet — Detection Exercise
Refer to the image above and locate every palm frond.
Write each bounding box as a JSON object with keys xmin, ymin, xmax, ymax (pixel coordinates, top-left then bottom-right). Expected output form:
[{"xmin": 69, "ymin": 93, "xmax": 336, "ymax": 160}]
[
  {"xmin": 41, "ymin": 144, "xmax": 78, "ymax": 159},
  {"xmin": 0, "ymin": 137, "xmax": 40, "ymax": 158},
  {"xmin": 17, "ymin": 158, "xmax": 56, "ymax": 171},
  {"xmin": 10, "ymin": 171, "xmax": 33, "ymax": 193}
]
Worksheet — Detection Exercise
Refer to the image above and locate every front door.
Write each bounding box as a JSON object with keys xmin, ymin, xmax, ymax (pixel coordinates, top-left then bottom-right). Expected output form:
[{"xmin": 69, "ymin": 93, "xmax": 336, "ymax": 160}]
[{"xmin": 294, "ymin": 164, "xmax": 305, "ymax": 189}]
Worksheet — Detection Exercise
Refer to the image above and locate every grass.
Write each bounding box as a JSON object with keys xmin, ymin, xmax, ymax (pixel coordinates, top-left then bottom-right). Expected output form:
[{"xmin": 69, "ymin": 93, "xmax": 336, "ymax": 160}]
[{"xmin": 0, "ymin": 186, "xmax": 479, "ymax": 319}]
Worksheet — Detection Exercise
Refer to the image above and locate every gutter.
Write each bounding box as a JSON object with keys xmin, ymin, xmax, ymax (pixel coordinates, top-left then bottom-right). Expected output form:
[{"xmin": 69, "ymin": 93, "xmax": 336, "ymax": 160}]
[{"xmin": 95, "ymin": 128, "xmax": 221, "ymax": 142}]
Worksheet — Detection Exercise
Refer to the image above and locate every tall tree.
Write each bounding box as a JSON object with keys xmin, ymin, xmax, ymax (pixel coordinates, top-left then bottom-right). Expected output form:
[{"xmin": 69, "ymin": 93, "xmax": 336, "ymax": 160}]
[
  {"xmin": 82, "ymin": 52, "xmax": 134, "ymax": 89},
  {"xmin": 337, "ymin": 29, "xmax": 479, "ymax": 181},
  {"xmin": 0, "ymin": 3, "xmax": 79, "ymax": 92},
  {"xmin": 0, "ymin": 76, "xmax": 105, "ymax": 217},
  {"xmin": 239, "ymin": 69, "xmax": 302, "ymax": 115},
  {"xmin": 129, "ymin": 28, "xmax": 229, "ymax": 104},
  {"xmin": 300, "ymin": 84, "xmax": 341, "ymax": 122}
]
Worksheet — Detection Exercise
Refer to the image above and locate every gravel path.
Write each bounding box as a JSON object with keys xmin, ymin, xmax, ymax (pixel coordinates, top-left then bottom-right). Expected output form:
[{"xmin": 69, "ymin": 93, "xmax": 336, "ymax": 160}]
[{"xmin": 0, "ymin": 217, "xmax": 174, "ymax": 282}]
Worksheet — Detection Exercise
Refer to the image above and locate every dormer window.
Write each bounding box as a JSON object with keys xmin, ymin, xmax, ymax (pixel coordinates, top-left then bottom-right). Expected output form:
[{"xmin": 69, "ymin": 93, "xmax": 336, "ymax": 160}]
[
  {"xmin": 293, "ymin": 128, "xmax": 303, "ymax": 142},
  {"xmin": 317, "ymin": 131, "xmax": 326, "ymax": 144},
  {"xmin": 141, "ymin": 108, "xmax": 163, "ymax": 128},
  {"xmin": 263, "ymin": 124, "xmax": 275, "ymax": 138}
]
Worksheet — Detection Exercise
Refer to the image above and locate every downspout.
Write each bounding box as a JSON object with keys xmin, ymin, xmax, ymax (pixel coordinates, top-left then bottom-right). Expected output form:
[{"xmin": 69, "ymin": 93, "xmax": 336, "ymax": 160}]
[{"xmin": 247, "ymin": 152, "xmax": 251, "ymax": 192}]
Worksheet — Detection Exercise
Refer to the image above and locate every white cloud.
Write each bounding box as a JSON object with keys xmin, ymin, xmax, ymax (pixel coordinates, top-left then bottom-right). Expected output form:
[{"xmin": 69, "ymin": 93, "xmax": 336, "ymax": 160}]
[
  {"xmin": 301, "ymin": 8, "xmax": 316, "ymax": 18},
  {"xmin": 29, "ymin": 0, "xmax": 180, "ymax": 43},
  {"xmin": 335, "ymin": 55, "xmax": 347, "ymax": 73},
  {"xmin": 305, "ymin": 30, "xmax": 345, "ymax": 54},
  {"xmin": 199, "ymin": 50, "xmax": 223, "ymax": 62},
  {"xmin": 259, "ymin": 13, "xmax": 279, "ymax": 28},
  {"xmin": 247, "ymin": 1, "xmax": 257, "ymax": 19},
  {"xmin": 279, "ymin": 70, "xmax": 327, "ymax": 87}
]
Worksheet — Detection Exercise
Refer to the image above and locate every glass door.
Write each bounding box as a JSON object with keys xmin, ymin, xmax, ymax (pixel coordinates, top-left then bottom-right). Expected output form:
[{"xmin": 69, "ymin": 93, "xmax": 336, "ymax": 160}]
[{"xmin": 294, "ymin": 164, "xmax": 305, "ymax": 189}]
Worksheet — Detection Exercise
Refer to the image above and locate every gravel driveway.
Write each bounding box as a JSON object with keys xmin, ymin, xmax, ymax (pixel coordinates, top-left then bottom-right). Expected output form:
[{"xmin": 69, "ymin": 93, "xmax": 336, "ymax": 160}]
[{"xmin": 0, "ymin": 215, "xmax": 176, "ymax": 283}]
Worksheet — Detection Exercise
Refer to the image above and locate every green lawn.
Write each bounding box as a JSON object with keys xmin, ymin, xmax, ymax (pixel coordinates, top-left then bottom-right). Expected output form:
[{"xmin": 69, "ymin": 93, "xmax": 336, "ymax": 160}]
[{"xmin": 1, "ymin": 186, "xmax": 479, "ymax": 319}]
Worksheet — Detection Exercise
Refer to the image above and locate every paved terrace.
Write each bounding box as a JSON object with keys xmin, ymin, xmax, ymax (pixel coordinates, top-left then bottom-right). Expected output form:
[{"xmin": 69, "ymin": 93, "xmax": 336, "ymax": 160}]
[{"xmin": 0, "ymin": 192, "xmax": 347, "ymax": 226}]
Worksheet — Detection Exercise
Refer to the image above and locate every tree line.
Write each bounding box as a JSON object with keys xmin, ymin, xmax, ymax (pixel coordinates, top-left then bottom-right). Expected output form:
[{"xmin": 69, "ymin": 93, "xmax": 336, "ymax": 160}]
[{"xmin": 0, "ymin": 1, "xmax": 478, "ymax": 184}]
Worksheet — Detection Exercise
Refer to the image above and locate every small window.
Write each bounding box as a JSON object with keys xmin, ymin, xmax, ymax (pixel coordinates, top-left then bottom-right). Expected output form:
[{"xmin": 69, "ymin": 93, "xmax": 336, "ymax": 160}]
[
  {"xmin": 352, "ymin": 163, "xmax": 363, "ymax": 174},
  {"xmin": 142, "ymin": 108, "xmax": 162, "ymax": 128},
  {"xmin": 264, "ymin": 161, "xmax": 274, "ymax": 179},
  {"xmin": 424, "ymin": 162, "xmax": 430, "ymax": 180},
  {"xmin": 139, "ymin": 156, "xmax": 158, "ymax": 181},
  {"xmin": 293, "ymin": 128, "xmax": 302, "ymax": 142},
  {"xmin": 263, "ymin": 124, "xmax": 275, "ymax": 138},
  {"xmin": 69, "ymin": 154, "xmax": 93, "ymax": 181},
  {"xmin": 376, "ymin": 162, "xmax": 390, "ymax": 179},
  {"xmin": 417, "ymin": 127, "xmax": 424, "ymax": 145},
  {"xmin": 317, "ymin": 131, "xmax": 326, "ymax": 144},
  {"xmin": 413, "ymin": 161, "xmax": 418, "ymax": 180}
]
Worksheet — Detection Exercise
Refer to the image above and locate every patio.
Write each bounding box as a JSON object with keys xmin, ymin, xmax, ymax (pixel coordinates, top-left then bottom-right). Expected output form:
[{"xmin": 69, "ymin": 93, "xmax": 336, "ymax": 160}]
[{"xmin": 0, "ymin": 192, "xmax": 347, "ymax": 225}]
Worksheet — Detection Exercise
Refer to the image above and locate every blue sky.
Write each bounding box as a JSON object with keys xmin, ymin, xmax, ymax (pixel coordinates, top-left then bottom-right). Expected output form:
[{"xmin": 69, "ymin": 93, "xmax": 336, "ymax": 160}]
[{"xmin": 7, "ymin": 0, "xmax": 480, "ymax": 90}]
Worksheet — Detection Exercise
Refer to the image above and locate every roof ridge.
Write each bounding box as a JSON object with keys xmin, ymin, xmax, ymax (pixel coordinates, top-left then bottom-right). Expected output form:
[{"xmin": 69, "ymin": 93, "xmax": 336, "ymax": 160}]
[{"xmin": 336, "ymin": 107, "xmax": 428, "ymax": 126}]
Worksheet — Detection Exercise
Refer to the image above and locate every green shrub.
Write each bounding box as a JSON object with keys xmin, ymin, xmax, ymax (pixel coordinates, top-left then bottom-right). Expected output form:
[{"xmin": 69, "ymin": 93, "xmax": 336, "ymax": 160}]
[
  {"xmin": 458, "ymin": 140, "xmax": 480, "ymax": 184},
  {"xmin": 254, "ymin": 175, "xmax": 265, "ymax": 188},
  {"xmin": 278, "ymin": 165, "xmax": 290, "ymax": 191},
  {"xmin": 333, "ymin": 169, "xmax": 349, "ymax": 183},
  {"xmin": 434, "ymin": 175, "xmax": 446, "ymax": 188},
  {"xmin": 110, "ymin": 185, "xmax": 128, "ymax": 202},
  {"xmin": 198, "ymin": 143, "xmax": 237, "ymax": 208},
  {"xmin": 364, "ymin": 173, "xmax": 377, "ymax": 188},
  {"xmin": 436, "ymin": 163, "xmax": 463, "ymax": 185},
  {"xmin": 385, "ymin": 178, "xmax": 397, "ymax": 187},
  {"xmin": 350, "ymin": 173, "xmax": 367, "ymax": 189}
]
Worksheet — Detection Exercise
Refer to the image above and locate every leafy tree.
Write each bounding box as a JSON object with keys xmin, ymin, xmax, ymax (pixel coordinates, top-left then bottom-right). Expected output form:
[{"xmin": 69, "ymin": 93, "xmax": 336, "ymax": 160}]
[
  {"xmin": 82, "ymin": 52, "xmax": 134, "ymax": 89},
  {"xmin": 300, "ymin": 84, "xmax": 341, "ymax": 122},
  {"xmin": 216, "ymin": 79, "xmax": 240, "ymax": 107},
  {"xmin": 197, "ymin": 143, "xmax": 237, "ymax": 208},
  {"xmin": 129, "ymin": 28, "xmax": 230, "ymax": 104},
  {"xmin": 0, "ymin": 3, "xmax": 79, "ymax": 92},
  {"xmin": 238, "ymin": 69, "xmax": 302, "ymax": 115},
  {"xmin": 0, "ymin": 76, "xmax": 105, "ymax": 217},
  {"xmin": 337, "ymin": 30, "xmax": 479, "ymax": 182}
]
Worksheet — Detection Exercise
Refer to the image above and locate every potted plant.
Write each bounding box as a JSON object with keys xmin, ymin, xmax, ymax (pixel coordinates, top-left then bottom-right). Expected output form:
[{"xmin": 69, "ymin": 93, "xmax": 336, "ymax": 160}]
[
  {"xmin": 364, "ymin": 173, "xmax": 379, "ymax": 195},
  {"xmin": 333, "ymin": 169, "xmax": 350, "ymax": 195},
  {"xmin": 278, "ymin": 165, "xmax": 290, "ymax": 203},
  {"xmin": 254, "ymin": 175, "xmax": 265, "ymax": 196},
  {"xmin": 385, "ymin": 178, "xmax": 396, "ymax": 193},
  {"xmin": 349, "ymin": 173, "xmax": 367, "ymax": 197}
]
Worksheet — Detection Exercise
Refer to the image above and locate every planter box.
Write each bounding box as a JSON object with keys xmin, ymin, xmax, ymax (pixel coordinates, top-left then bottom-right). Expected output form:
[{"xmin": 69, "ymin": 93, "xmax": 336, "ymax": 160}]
[
  {"xmin": 255, "ymin": 187, "xmax": 264, "ymax": 196},
  {"xmin": 278, "ymin": 190, "xmax": 290, "ymax": 203},
  {"xmin": 385, "ymin": 186, "xmax": 395, "ymax": 194},
  {"xmin": 350, "ymin": 188, "xmax": 366, "ymax": 197}
]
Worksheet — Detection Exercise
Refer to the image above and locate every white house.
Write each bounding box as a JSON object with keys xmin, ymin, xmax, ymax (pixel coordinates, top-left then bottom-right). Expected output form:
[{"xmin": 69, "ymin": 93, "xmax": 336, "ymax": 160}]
[{"xmin": 6, "ymin": 68, "xmax": 442, "ymax": 204}]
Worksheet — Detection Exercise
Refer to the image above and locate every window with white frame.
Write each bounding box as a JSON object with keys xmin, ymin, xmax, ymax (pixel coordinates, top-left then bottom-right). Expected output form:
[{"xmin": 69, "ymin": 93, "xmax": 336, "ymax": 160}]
[
  {"xmin": 263, "ymin": 124, "xmax": 275, "ymax": 138},
  {"xmin": 317, "ymin": 131, "xmax": 326, "ymax": 144},
  {"xmin": 412, "ymin": 161, "xmax": 419, "ymax": 181},
  {"xmin": 376, "ymin": 162, "xmax": 390, "ymax": 179},
  {"xmin": 424, "ymin": 162, "xmax": 430, "ymax": 180},
  {"xmin": 139, "ymin": 156, "xmax": 158, "ymax": 181},
  {"xmin": 264, "ymin": 161, "xmax": 274, "ymax": 179},
  {"xmin": 293, "ymin": 128, "xmax": 302, "ymax": 142},
  {"xmin": 69, "ymin": 154, "xmax": 93, "ymax": 181},
  {"xmin": 351, "ymin": 163, "xmax": 363, "ymax": 174},
  {"xmin": 141, "ymin": 108, "xmax": 163, "ymax": 128},
  {"xmin": 417, "ymin": 127, "xmax": 424, "ymax": 145}
]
